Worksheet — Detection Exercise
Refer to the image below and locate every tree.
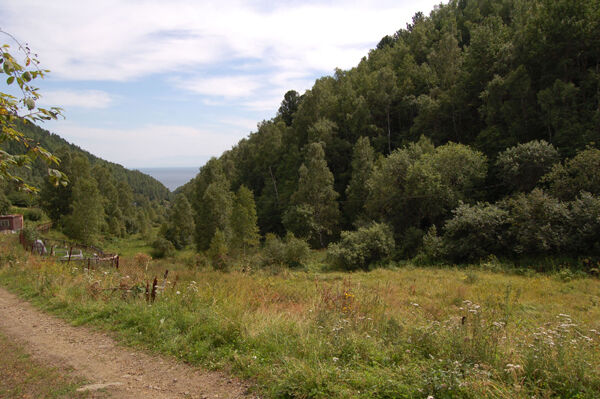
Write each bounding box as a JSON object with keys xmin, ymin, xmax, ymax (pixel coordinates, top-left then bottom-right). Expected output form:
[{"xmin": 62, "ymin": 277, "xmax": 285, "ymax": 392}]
[
  {"xmin": 277, "ymin": 90, "xmax": 301, "ymax": 126},
  {"xmin": 194, "ymin": 159, "xmax": 234, "ymax": 250},
  {"xmin": 345, "ymin": 136, "xmax": 375, "ymax": 225},
  {"xmin": 543, "ymin": 147, "xmax": 600, "ymax": 200},
  {"xmin": 0, "ymin": 30, "xmax": 65, "ymax": 192},
  {"xmin": 164, "ymin": 194, "xmax": 195, "ymax": 249},
  {"xmin": 63, "ymin": 177, "xmax": 104, "ymax": 245},
  {"xmin": 230, "ymin": 185, "xmax": 260, "ymax": 254},
  {"xmin": 284, "ymin": 142, "xmax": 340, "ymax": 247},
  {"xmin": 495, "ymin": 140, "xmax": 559, "ymax": 193}
]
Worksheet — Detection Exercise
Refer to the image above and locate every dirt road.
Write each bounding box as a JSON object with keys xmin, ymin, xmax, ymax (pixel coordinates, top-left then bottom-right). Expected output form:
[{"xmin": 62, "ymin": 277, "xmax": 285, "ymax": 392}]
[{"xmin": 0, "ymin": 287, "xmax": 256, "ymax": 398}]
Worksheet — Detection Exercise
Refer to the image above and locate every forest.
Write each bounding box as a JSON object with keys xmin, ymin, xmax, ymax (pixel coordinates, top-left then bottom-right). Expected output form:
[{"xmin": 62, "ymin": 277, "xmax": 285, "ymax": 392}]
[
  {"xmin": 2, "ymin": 0, "xmax": 600, "ymax": 270},
  {"xmin": 171, "ymin": 0, "xmax": 599, "ymax": 269}
]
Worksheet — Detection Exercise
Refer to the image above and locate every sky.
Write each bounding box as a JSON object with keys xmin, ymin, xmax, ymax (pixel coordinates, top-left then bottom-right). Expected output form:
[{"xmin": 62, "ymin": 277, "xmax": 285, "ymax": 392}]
[{"xmin": 1, "ymin": 0, "xmax": 440, "ymax": 169}]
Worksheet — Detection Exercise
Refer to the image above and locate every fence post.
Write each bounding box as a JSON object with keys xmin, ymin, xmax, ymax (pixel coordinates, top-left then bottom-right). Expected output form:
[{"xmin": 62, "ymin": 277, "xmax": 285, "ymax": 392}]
[{"xmin": 68, "ymin": 246, "xmax": 73, "ymax": 264}]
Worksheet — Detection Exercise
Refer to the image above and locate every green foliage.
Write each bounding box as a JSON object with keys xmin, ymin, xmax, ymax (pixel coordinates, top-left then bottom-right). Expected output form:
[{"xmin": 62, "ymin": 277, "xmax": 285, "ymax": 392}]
[
  {"xmin": 285, "ymin": 142, "xmax": 340, "ymax": 247},
  {"xmin": 23, "ymin": 207, "xmax": 43, "ymax": 221},
  {"xmin": 496, "ymin": 140, "xmax": 559, "ymax": 193},
  {"xmin": 0, "ymin": 31, "xmax": 66, "ymax": 192},
  {"xmin": 193, "ymin": 159, "xmax": 234, "ymax": 250},
  {"xmin": 163, "ymin": 194, "xmax": 195, "ymax": 250},
  {"xmin": 544, "ymin": 147, "xmax": 600, "ymax": 200},
  {"xmin": 327, "ymin": 222, "xmax": 395, "ymax": 270},
  {"xmin": 207, "ymin": 228, "xmax": 229, "ymax": 270},
  {"xmin": 62, "ymin": 177, "xmax": 104, "ymax": 245},
  {"xmin": 501, "ymin": 189, "xmax": 570, "ymax": 256},
  {"xmin": 366, "ymin": 139, "xmax": 486, "ymax": 236},
  {"xmin": 567, "ymin": 192, "xmax": 600, "ymax": 256},
  {"xmin": 344, "ymin": 136, "xmax": 375, "ymax": 224},
  {"xmin": 262, "ymin": 232, "xmax": 310, "ymax": 269},
  {"xmin": 184, "ymin": 0, "xmax": 599, "ymax": 264},
  {"xmin": 21, "ymin": 226, "xmax": 38, "ymax": 244},
  {"xmin": 0, "ymin": 191, "xmax": 10, "ymax": 214},
  {"xmin": 442, "ymin": 202, "xmax": 509, "ymax": 262},
  {"xmin": 230, "ymin": 185, "xmax": 260, "ymax": 254},
  {"xmin": 151, "ymin": 237, "xmax": 175, "ymax": 259}
]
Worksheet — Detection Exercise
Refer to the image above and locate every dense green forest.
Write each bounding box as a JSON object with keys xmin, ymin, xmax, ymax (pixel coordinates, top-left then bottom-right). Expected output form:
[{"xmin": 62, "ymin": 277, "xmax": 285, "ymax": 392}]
[
  {"xmin": 1, "ymin": 121, "xmax": 169, "ymax": 245},
  {"xmin": 177, "ymin": 0, "xmax": 600, "ymax": 267}
]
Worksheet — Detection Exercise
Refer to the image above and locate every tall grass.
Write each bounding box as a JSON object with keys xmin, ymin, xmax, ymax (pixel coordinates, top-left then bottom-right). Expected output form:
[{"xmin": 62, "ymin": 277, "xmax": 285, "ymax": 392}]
[{"xmin": 1, "ymin": 235, "xmax": 599, "ymax": 398}]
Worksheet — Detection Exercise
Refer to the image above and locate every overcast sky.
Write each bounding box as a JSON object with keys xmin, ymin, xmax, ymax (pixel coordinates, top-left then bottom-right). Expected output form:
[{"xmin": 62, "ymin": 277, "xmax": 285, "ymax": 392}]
[{"xmin": 1, "ymin": 0, "xmax": 440, "ymax": 168}]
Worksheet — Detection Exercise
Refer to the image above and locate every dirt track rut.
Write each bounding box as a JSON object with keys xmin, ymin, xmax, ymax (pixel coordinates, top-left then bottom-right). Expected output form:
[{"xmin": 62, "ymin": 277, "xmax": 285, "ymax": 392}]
[{"xmin": 0, "ymin": 286, "xmax": 256, "ymax": 398}]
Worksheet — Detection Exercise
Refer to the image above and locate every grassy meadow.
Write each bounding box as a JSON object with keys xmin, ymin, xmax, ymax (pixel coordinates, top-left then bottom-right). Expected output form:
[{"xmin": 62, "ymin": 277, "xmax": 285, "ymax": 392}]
[{"xmin": 1, "ymin": 234, "xmax": 599, "ymax": 399}]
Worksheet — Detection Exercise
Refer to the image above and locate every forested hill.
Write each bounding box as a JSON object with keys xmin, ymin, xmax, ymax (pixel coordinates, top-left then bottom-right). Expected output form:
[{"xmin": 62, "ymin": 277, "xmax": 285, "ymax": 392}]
[
  {"xmin": 7, "ymin": 120, "xmax": 170, "ymax": 201},
  {"xmin": 186, "ymin": 0, "xmax": 599, "ymax": 251}
]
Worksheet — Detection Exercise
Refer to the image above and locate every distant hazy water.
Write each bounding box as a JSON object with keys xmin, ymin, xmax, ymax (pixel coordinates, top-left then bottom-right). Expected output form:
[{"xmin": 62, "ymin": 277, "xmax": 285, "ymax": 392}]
[{"xmin": 138, "ymin": 167, "xmax": 198, "ymax": 191}]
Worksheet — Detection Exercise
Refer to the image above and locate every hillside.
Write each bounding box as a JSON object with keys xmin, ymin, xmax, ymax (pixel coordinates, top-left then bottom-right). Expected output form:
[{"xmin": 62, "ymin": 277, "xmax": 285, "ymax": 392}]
[
  {"xmin": 5, "ymin": 120, "xmax": 171, "ymax": 201},
  {"xmin": 184, "ymin": 0, "xmax": 600, "ymax": 260}
]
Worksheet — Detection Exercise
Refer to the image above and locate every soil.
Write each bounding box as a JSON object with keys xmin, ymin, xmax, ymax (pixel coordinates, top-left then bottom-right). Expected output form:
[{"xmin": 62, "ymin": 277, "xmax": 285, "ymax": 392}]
[{"xmin": 0, "ymin": 286, "xmax": 257, "ymax": 399}]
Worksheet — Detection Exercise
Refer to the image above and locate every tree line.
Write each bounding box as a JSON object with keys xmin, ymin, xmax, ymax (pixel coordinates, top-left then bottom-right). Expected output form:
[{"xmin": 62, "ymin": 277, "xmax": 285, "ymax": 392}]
[{"xmin": 171, "ymin": 0, "xmax": 599, "ymax": 268}]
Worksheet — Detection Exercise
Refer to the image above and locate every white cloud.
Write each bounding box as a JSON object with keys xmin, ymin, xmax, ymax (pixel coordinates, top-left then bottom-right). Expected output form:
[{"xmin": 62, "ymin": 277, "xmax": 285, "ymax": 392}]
[
  {"xmin": 182, "ymin": 76, "xmax": 262, "ymax": 98},
  {"xmin": 38, "ymin": 90, "xmax": 113, "ymax": 109},
  {"xmin": 1, "ymin": 0, "xmax": 443, "ymax": 165},
  {"xmin": 51, "ymin": 121, "xmax": 242, "ymax": 168},
  {"xmin": 1, "ymin": 1, "xmax": 440, "ymax": 83}
]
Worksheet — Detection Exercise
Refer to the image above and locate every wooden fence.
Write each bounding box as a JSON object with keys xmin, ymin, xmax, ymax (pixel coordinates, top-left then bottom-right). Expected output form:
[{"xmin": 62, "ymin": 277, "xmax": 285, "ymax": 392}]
[{"xmin": 19, "ymin": 224, "xmax": 119, "ymax": 269}]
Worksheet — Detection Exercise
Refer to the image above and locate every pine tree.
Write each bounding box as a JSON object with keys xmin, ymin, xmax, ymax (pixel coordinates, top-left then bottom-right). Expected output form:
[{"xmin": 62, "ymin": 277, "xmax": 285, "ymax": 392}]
[
  {"xmin": 284, "ymin": 142, "xmax": 340, "ymax": 247},
  {"xmin": 231, "ymin": 185, "xmax": 260, "ymax": 255},
  {"xmin": 345, "ymin": 137, "xmax": 375, "ymax": 225}
]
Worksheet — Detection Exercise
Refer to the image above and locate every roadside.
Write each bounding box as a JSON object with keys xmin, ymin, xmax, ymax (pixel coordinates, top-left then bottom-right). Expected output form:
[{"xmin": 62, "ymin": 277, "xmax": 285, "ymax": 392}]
[
  {"xmin": 0, "ymin": 287, "xmax": 255, "ymax": 399},
  {"xmin": 0, "ymin": 330, "xmax": 94, "ymax": 398}
]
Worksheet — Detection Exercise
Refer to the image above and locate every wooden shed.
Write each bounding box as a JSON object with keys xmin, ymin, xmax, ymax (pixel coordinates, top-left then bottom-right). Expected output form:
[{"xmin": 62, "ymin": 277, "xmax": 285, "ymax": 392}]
[{"xmin": 0, "ymin": 214, "xmax": 24, "ymax": 232}]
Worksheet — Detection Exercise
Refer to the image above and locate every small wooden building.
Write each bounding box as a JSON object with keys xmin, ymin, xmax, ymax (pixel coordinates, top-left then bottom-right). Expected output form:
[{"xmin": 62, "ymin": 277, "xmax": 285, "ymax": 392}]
[{"xmin": 0, "ymin": 214, "xmax": 24, "ymax": 232}]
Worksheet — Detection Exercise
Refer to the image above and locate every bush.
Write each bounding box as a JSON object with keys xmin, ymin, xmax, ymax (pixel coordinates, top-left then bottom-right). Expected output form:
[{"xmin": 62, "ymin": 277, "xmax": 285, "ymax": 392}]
[
  {"xmin": 24, "ymin": 208, "xmax": 43, "ymax": 221},
  {"xmin": 495, "ymin": 140, "xmax": 559, "ymax": 192},
  {"xmin": 208, "ymin": 229, "xmax": 229, "ymax": 270},
  {"xmin": 21, "ymin": 226, "xmax": 39, "ymax": 244},
  {"xmin": 543, "ymin": 147, "xmax": 600, "ymax": 200},
  {"xmin": 567, "ymin": 192, "xmax": 600, "ymax": 256},
  {"xmin": 151, "ymin": 237, "xmax": 175, "ymax": 259},
  {"xmin": 0, "ymin": 192, "xmax": 10, "ymax": 215},
  {"xmin": 327, "ymin": 223, "xmax": 395, "ymax": 270},
  {"xmin": 414, "ymin": 226, "xmax": 445, "ymax": 264},
  {"xmin": 442, "ymin": 202, "xmax": 509, "ymax": 262},
  {"xmin": 501, "ymin": 189, "xmax": 570, "ymax": 256},
  {"xmin": 262, "ymin": 232, "xmax": 310, "ymax": 268}
]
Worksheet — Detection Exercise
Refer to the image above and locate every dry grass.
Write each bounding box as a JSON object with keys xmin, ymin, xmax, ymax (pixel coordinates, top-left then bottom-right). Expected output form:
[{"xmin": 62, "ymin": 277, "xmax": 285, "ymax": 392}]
[{"xmin": 1, "ymin": 234, "xmax": 599, "ymax": 398}]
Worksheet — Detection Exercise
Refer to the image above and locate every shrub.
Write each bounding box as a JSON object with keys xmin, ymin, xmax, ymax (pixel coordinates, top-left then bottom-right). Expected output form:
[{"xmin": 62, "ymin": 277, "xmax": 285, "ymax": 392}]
[
  {"xmin": 207, "ymin": 229, "xmax": 229, "ymax": 271},
  {"xmin": 24, "ymin": 208, "xmax": 43, "ymax": 221},
  {"xmin": 567, "ymin": 192, "xmax": 600, "ymax": 256},
  {"xmin": 21, "ymin": 226, "xmax": 39, "ymax": 244},
  {"xmin": 543, "ymin": 147, "xmax": 600, "ymax": 200},
  {"xmin": 414, "ymin": 226, "xmax": 445, "ymax": 264},
  {"xmin": 495, "ymin": 140, "xmax": 559, "ymax": 192},
  {"xmin": 327, "ymin": 222, "xmax": 395, "ymax": 270},
  {"xmin": 0, "ymin": 192, "xmax": 10, "ymax": 215},
  {"xmin": 501, "ymin": 189, "xmax": 570, "ymax": 256},
  {"xmin": 442, "ymin": 202, "xmax": 509, "ymax": 262},
  {"xmin": 262, "ymin": 232, "xmax": 310, "ymax": 268},
  {"xmin": 150, "ymin": 237, "xmax": 175, "ymax": 259}
]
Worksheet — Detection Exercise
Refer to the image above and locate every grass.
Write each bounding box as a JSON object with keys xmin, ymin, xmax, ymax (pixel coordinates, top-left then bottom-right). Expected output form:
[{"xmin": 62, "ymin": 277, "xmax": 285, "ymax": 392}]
[
  {"xmin": 1, "ymin": 234, "xmax": 599, "ymax": 398},
  {"xmin": 0, "ymin": 331, "xmax": 93, "ymax": 398}
]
